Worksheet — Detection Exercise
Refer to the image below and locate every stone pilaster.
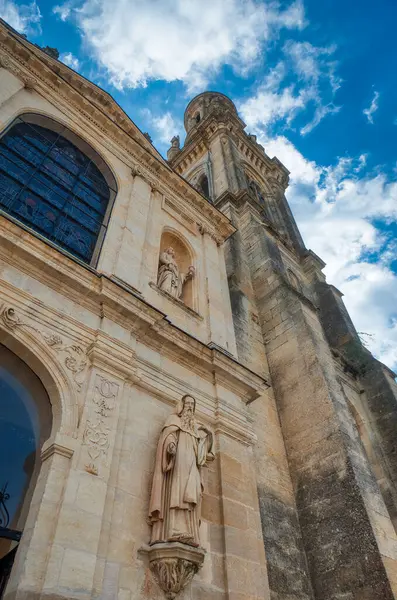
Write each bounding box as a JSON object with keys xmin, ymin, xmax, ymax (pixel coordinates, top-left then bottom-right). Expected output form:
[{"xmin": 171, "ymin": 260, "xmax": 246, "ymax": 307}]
[{"xmin": 222, "ymin": 208, "xmax": 313, "ymax": 599}]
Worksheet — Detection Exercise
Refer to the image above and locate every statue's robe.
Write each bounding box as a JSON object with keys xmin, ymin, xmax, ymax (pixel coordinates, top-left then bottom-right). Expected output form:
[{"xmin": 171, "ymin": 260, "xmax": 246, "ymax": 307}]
[
  {"xmin": 157, "ymin": 253, "xmax": 182, "ymax": 298},
  {"xmin": 149, "ymin": 414, "xmax": 213, "ymax": 546}
]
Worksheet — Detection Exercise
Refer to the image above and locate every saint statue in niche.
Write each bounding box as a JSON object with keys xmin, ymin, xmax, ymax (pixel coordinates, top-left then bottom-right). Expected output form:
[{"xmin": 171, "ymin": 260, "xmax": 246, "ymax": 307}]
[
  {"xmin": 148, "ymin": 395, "xmax": 214, "ymax": 547},
  {"xmin": 157, "ymin": 246, "xmax": 195, "ymax": 300}
]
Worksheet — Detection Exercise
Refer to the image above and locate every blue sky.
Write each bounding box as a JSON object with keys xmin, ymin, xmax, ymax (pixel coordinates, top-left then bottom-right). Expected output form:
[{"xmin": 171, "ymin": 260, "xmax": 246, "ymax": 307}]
[{"xmin": 1, "ymin": 0, "xmax": 397, "ymax": 370}]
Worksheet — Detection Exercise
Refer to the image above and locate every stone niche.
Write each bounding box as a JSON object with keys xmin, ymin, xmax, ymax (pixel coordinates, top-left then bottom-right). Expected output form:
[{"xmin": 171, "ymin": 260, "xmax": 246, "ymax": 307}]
[{"xmin": 158, "ymin": 230, "xmax": 195, "ymax": 310}]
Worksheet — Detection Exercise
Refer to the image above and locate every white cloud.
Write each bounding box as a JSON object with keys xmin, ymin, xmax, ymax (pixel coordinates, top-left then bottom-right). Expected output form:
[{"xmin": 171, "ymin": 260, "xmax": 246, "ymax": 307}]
[
  {"xmin": 53, "ymin": 0, "xmax": 305, "ymax": 91},
  {"xmin": 239, "ymin": 41, "xmax": 341, "ymax": 136},
  {"xmin": 240, "ymin": 79, "xmax": 306, "ymax": 130},
  {"xmin": 0, "ymin": 0, "xmax": 41, "ymax": 33},
  {"xmin": 300, "ymin": 103, "xmax": 340, "ymax": 135},
  {"xmin": 261, "ymin": 133, "xmax": 397, "ymax": 370},
  {"xmin": 363, "ymin": 90, "xmax": 380, "ymax": 124},
  {"xmin": 141, "ymin": 109, "xmax": 182, "ymax": 146},
  {"xmin": 284, "ymin": 40, "xmax": 341, "ymax": 93},
  {"xmin": 53, "ymin": 2, "xmax": 72, "ymax": 21},
  {"xmin": 60, "ymin": 51, "xmax": 80, "ymax": 70}
]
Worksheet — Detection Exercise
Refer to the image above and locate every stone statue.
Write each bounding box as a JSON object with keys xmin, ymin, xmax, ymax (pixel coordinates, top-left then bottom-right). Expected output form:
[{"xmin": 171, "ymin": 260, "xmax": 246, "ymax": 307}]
[
  {"xmin": 157, "ymin": 247, "xmax": 195, "ymax": 300},
  {"xmin": 167, "ymin": 136, "xmax": 181, "ymax": 161},
  {"xmin": 149, "ymin": 395, "xmax": 214, "ymax": 547},
  {"xmin": 170, "ymin": 135, "xmax": 180, "ymax": 150}
]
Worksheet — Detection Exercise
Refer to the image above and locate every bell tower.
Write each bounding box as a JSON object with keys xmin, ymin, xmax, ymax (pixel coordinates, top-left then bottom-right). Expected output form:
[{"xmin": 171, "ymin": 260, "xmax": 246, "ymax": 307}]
[
  {"xmin": 169, "ymin": 91, "xmax": 305, "ymax": 255},
  {"xmin": 169, "ymin": 92, "xmax": 397, "ymax": 600}
]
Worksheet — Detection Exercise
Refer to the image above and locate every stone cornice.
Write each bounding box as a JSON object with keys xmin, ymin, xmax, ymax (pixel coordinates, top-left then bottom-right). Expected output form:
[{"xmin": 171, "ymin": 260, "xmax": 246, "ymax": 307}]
[
  {"xmin": 0, "ymin": 21, "xmax": 234, "ymax": 243},
  {"xmin": 0, "ymin": 215, "xmax": 269, "ymax": 402}
]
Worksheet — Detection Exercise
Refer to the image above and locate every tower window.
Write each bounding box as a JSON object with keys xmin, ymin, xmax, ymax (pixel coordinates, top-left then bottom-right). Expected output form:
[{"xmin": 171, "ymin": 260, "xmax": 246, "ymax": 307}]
[
  {"xmin": 0, "ymin": 114, "xmax": 117, "ymax": 265},
  {"xmin": 249, "ymin": 180, "xmax": 265, "ymax": 205},
  {"xmin": 194, "ymin": 113, "xmax": 201, "ymax": 124},
  {"xmin": 197, "ymin": 174, "xmax": 210, "ymax": 199}
]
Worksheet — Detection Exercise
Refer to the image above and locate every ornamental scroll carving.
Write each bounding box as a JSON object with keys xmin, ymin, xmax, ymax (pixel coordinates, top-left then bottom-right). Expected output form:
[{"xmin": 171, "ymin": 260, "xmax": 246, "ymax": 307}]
[
  {"xmin": 83, "ymin": 375, "xmax": 119, "ymax": 476},
  {"xmin": 0, "ymin": 306, "xmax": 87, "ymax": 389},
  {"xmin": 145, "ymin": 395, "xmax": 212, "ymax": 598},
  {"xmin": 0, "ymin": 54, "xmax": 37, "ymax": 89},
  {"xmin": 197, "ymin": 224, "xmax": 222, "ymax": 246}
]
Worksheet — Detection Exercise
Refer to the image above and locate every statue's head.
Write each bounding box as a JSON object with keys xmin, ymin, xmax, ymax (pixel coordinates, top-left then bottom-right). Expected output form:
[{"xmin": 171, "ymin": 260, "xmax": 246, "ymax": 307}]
[
  {"xmin": 176, "ymin": 394, "xmax": 196, "ymax": 417},
  {"xmin": 165, "ymin": 246, "xmax": 175, "ymax": 257}
]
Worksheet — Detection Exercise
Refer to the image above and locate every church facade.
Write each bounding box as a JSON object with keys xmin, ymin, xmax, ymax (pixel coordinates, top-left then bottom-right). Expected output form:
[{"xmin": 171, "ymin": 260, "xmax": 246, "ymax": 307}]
[{"xmin": 1, "ymin": 17, "xmax": 397, "ymax": 600}]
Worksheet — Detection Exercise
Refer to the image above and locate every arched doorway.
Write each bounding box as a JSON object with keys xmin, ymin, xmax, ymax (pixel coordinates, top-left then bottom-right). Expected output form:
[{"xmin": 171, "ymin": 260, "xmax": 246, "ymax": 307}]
[{"xmin": 0, "ymin": 344, "xmax": 52, "ymax": 596}]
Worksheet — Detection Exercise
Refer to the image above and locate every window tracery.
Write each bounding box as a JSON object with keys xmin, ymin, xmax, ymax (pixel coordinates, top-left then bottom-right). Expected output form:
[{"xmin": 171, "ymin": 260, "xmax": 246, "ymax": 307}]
[{"xmin": 0, "ymin": 114, "xmax": 117, "ymax": 264}]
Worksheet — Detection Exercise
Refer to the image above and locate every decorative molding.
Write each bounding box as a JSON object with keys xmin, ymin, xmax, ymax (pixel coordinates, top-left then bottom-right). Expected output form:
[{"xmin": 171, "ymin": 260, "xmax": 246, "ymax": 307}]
[
  {"xmin": 83, "ymin": 374, "xmax": 119, "ymax": 476},
  {"xmin": 149, "ymin": 282, "xmax": 203, "ymax": 321},
  {"xmin": 163, "ymin": 197, "xmax": 196, "ymax": 234},
  {"xmin": 172, "ymin": 112, "xmax": 289, "ymax": 192},
  {"xmin": 0, "ymin": 305, "xmax": 88, "ymax": 389},
  {"xmin": 141, "ymin": 542, "xmax": 205, "ymax": 600},
  {"xmin": 197, "ymin": 223, "xmax": 223, "ymax": 246},
  {"xmin": 131, "ymin": 165, "xmax": 144, "ymax": 179},
  {"xmin": 0, "ymin": 221, "xmax": 269, "ymax": 403},
  {"xmin": 0, "ymin": 24, "xmax": 235, "ymax": 243},
  {"xmin": 87, "ymin": 330, "xmax": 138, "ymax": 381},
  {"xmin": 41, "ymin": 442, "xmax": 74, "ymax": 462},
  {"xmin": 0, "ymin": 54, "xmax": 37, "ymax": 89}
]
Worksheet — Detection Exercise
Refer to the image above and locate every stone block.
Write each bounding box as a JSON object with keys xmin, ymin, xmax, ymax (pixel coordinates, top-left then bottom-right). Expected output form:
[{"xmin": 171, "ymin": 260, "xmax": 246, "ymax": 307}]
[
  {"xmin": 202, "ymin": 494, "xmax": 222, "ymax": 525},
  {"xmin": 58, "ymin": 548, "xmax": 97, "ymax": 591},
  {"xmin": 223, "ymin": 499, "xmax": 248, "ymax": 530}
]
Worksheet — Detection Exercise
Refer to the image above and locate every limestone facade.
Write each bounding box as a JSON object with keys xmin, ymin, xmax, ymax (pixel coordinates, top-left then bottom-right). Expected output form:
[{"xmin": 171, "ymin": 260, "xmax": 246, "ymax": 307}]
[{"xmin": 0, "ymin": 19, "xmax": 397, "ymax": 600}]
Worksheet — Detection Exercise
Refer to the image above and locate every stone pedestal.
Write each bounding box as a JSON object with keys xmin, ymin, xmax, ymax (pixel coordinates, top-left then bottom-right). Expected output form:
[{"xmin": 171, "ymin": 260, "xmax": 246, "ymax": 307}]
[{"xmin": 142, "ymin": 542, "xmax": 205, "ymax": 599}]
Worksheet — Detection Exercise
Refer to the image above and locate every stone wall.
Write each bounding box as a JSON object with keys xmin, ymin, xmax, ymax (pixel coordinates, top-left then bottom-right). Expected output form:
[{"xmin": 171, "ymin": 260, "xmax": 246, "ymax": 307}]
[{"xmin": 243, "ymin": 213, "xmax": 397, "ymax": 599}]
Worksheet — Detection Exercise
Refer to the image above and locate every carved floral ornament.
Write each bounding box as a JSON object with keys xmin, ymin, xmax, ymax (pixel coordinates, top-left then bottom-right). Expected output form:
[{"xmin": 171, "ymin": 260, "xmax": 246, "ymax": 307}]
[
  {"xmin": 143, "ymin": 395, "xmax": 212, "ymax": 598},
  {"xmin": 0, "ymin": 305, "xmax": 87, "ymax": 390},
  {"xmin": 83, "ymin": 374, "xmax": 119, "ymax": 476}
]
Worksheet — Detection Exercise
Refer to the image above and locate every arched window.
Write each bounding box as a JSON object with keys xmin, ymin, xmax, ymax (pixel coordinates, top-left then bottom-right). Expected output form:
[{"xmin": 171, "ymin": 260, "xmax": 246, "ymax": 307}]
[
  {"xmin": 0, "ymin": 344, "xmax": 52, "ymax": 595},
  {"xmin": 248, "ymin": 180, "xmax": 266, "ymax": 206},
  {"xmin": 197, "ymin": 174, "xmax": 210, "ymax": 199},
  {"xmin": 0, "ymin": 114, "xmax": 117, "ymax": 265}
]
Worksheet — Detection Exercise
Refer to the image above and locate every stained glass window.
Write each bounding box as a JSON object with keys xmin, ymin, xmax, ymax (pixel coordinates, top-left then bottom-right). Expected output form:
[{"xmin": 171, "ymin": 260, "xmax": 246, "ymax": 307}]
[{"xmin": 0, "ymin": 115, "xmax": 117, "ymax": 264}]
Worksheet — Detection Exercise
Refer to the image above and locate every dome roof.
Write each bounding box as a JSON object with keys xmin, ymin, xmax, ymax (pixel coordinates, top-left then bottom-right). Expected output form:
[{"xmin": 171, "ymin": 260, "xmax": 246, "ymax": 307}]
[{"xmin": 183, "ymin": 92, "xmax": 238, "ymax": 133}]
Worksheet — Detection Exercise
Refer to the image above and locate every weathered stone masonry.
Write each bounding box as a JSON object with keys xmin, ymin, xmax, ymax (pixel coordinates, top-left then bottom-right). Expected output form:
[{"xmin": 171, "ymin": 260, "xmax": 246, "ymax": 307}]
[{"xmin": 1, "ymin": 21, "xmax": 397, "ymax": 600}]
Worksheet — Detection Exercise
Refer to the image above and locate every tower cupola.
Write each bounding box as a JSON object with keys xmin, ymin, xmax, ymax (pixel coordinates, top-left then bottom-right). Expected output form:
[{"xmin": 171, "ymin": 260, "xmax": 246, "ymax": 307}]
[{"xmin": 183, "ymin": 92, "xmax": 241, "ymax": 143}]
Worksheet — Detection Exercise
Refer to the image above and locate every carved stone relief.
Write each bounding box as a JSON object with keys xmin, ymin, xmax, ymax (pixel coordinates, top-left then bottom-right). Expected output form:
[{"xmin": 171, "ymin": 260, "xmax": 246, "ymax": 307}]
[
  {"xmin": 157, "ymin": 247, "xmax": 195, "ymax": 301},
  {"xmin": 83, "ymin": 374, "xmax": 119, "ymax": 476},
  {"xmin": 0, "ymin": 54, "xmax": 37, "ymax": 89},
  {"xmin": 145, "ymin": 395, "xmax": 213, "ymax": 598},
  {"xmin": 147, "ymin": 544, "xmax": 205, "ymax": 600},
  {"xmin": 0, "ymin": 306, "xmax": 87, "ymax": 389},
  {"xmin": 197, "ymin": 223, "xmax": 222, "ymax": 246}
]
